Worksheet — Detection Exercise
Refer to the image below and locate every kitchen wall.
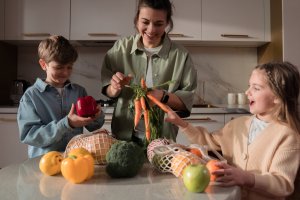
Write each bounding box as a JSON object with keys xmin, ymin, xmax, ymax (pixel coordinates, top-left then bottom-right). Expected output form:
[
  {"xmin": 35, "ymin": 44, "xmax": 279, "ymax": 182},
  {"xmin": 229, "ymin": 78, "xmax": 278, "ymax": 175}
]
[{"xmin": 17, "ymin": 45, "xmax": 257, "ymax": 105}]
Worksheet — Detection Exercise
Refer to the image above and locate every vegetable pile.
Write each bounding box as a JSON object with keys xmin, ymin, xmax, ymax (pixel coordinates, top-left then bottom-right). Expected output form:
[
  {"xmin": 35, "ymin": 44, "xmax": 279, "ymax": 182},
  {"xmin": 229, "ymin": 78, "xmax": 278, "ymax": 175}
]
[{"xmin": 105, "ymin": 141, "xmax": 145, "ymax": 178}]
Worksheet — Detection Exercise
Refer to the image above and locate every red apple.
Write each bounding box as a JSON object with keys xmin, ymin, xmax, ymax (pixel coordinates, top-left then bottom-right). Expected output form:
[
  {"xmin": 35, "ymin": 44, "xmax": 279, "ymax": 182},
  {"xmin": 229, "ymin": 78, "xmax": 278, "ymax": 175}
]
[
  {"xmin": 182, "ymin": 164, "xmax": 210, "ymax": 193},
  {"xmin": 75, "ymin": 96, "xmax": 98, "ymax": 117}
]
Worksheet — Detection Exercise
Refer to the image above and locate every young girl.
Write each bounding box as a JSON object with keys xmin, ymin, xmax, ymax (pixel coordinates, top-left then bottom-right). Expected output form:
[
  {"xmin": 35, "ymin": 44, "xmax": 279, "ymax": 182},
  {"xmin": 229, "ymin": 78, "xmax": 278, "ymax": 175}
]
[{"xmin": 165, "ymin": 62, "xmax": 300, "ymax": 200}]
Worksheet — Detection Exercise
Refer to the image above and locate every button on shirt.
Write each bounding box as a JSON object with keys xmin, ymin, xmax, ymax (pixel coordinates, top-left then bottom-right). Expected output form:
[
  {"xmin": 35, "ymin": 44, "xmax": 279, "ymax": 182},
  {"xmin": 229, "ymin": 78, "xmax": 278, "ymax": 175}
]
[{"xmin": 17, "ymin": 78, "xmax": 105, "ymax": 158}]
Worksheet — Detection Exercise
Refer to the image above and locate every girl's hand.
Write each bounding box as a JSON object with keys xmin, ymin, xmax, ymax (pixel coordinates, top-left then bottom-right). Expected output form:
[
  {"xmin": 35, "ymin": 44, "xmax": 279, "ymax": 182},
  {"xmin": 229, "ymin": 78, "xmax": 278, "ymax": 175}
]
[
  {"xmin": 165, "ymin": 110, "xmax": 188, "ymax": 128},
  {"xmin": 213, "ymin": 161, "xmax": 255, "ymax": 187},
  {"xmin": 67, "ymin": 104, "xmax": 95, "ymax": 128}
]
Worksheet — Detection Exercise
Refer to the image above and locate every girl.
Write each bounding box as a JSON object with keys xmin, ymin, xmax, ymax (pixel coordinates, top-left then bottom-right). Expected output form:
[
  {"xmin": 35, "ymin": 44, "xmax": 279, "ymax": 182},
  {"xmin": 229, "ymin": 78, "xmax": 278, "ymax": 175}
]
[{"xmin": 165, "ymin": 62, "xmax": 300, "ymax": 200}]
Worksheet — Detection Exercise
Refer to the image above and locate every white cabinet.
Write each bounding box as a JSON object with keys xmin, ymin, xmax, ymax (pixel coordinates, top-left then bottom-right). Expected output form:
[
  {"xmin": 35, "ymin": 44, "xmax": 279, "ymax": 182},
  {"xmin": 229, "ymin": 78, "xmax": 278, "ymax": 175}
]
[
  {"xmin": 0, "ymin": 114, "xmax": 28, "ymax": 168},
  {"xmin": 202, "ymin": 0, "xmax": 270, "ymax": 45},
  {"xmin": 70, "ymin": 0, "xmax": 136, "ymax": 41},
  {"xmin": 5, "ymin": 0, "xmax": 70, "ymax": 40},
  {"xmin": 0, "ymin": 0, "xmax": 4, "ymax": 40},
  {"xmin": 176, "ymin": 114, "xmax": 224, "ymax": 146},
  {"xmin": 224, "ymin": 113, "xmax": 251, "ymax": 123},
  {"xmin": 169, "ymin": 0, "xmax": 201, "ymax": 42}
]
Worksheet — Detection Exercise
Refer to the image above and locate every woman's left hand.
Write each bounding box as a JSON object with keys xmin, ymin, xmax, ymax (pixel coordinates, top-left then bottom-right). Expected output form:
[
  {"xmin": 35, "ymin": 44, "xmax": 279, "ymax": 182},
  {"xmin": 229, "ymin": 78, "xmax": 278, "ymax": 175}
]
[{"xmin": 213, "ymin": 161, "xmax": 255, "ymax": 187}]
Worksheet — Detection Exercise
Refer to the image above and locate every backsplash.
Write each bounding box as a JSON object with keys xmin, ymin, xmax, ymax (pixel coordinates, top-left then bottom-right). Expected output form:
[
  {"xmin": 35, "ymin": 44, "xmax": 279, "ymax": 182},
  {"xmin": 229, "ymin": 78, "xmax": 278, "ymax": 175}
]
[{"xmin": 17, "ymin": 45, "xmax": 257, "ymax": 105}]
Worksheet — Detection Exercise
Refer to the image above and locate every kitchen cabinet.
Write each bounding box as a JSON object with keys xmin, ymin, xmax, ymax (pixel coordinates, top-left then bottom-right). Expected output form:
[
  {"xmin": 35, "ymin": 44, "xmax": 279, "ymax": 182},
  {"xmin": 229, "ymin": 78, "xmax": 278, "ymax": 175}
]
[
  {"xmin": 169, "ymin": 0, "xmax": 202, "ymax": 42},
  {"xmin": 0, "ymin": 0, "xmax": 4, "ymax": 40},
  {"xmin": 70, "ymin": 0, "xmax": 136, "ymax": 41},
  {"xmin": 0, "ymin": 114, "xmax": 28, "ymax": 168},
  {"xmin": 224, "ymin": 113, "xmax": 251, "ymax": 123},
  {"xmin": 176, "ymin": 114, "xmax": 224, "ymax": 145},
  {"xmin": 202, "ymin": 0, "xmax": 270, "ymax": 45},
  {"xmin": 5, "ymin": 0, "xmax": 70, "ymax": 40}
]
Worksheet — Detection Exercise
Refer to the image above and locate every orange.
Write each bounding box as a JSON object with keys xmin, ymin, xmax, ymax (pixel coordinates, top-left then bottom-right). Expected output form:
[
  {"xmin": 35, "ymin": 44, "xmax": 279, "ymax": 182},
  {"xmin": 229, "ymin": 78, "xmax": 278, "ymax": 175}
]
[
  {"xmin": 188, "ymin": 148, "xmax": 202, "ymax": 158},
  {"xmin": 206, "ymin": 159, "xmax": 220, "ymax": 181},
  {"xmin": 171, "ymin": 152, "xmax": 201, "ymax": 177}
]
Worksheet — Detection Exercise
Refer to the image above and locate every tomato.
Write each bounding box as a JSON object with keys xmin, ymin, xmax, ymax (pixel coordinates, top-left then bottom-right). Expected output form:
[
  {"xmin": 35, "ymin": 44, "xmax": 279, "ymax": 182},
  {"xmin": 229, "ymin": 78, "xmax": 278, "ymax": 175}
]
[
  {"xmin": 39, "ymin": 151, "xmax": 63, "ymax": 176},
  {"xmin": 75, "ymin": 96, "xmax": 98, "ymax": 117}
]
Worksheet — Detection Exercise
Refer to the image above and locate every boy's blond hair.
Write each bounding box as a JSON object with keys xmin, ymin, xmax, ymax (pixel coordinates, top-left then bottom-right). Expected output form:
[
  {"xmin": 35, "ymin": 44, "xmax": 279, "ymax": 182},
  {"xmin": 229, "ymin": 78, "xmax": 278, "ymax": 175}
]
[{"xmin": 38, "ymin": 35, "xmax": 78, "ymax": 65}]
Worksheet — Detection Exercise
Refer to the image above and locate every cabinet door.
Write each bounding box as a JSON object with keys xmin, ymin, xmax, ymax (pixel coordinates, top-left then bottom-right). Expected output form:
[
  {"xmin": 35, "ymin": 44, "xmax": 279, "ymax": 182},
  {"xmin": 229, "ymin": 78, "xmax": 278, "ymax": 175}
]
[
  {"xmin": 176, "ymin": 114, "xmax": 224, "ymax": 146},
  {"xmin": 202, "ymin": 0, "xmax": 270, "ymax": 43},
  {"xmin": 169, "ymin": 0, "xmax": 201, "ymax": 42},
  {"xmin": 0, "ymin": 0, "xmax": 4, "ymax": 40},
  {"xmin": 5, "ymin": 0, "xmax": 70, "ymax": 40},
  {"xmin": 70, "ymin": 0, "xmax": 136, "ymax": 40},
  {"xmin": 0, "ymin": 114, "xmax": 28, "ymax": 168},
  {"xmin": 224, "ymin": 113, "xmax": 251, "ymax": 124}
]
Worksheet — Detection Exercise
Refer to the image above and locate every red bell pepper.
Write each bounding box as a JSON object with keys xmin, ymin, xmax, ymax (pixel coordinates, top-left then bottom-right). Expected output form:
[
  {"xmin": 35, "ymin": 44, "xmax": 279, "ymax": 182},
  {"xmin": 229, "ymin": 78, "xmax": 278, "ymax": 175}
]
[{"xmin": 75, "ymin": 96, "xmax": 98, "ymax": 117}]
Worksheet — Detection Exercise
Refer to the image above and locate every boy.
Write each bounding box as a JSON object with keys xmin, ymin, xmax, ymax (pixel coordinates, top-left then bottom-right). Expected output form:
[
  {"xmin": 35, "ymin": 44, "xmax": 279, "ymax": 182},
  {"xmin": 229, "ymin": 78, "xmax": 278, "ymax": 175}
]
[{"xmin": 17, "ymin": 35, "xmax": 104, "ymax": 158}]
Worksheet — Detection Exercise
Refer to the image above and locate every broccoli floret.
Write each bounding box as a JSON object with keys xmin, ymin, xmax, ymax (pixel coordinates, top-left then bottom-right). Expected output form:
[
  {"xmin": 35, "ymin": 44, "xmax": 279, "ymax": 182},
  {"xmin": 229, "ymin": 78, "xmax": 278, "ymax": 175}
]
[{"xmin": 106, "ymin": 141, "xmax": 145, "ymax": 178}]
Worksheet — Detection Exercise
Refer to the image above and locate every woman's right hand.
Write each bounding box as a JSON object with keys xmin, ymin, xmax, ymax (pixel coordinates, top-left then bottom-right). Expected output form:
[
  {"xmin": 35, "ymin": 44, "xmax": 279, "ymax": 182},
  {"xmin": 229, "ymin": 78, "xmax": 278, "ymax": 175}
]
[
  {"xmin": 108, "ymin": 72, "xmax": 132, "ymax": 97},
  {"xmin": 165, "ymin": 110, "xmax": 188, "ymax": 128}
]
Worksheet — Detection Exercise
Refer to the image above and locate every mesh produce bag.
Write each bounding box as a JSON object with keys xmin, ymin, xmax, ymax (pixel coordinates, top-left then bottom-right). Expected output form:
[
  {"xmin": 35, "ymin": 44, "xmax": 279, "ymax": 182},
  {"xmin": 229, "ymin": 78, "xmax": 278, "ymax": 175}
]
[
  {"xmin": 64, "ymin": 129, "xmax": 117, "ymax": 165},
  {"xmin": 147, "ymin": 138, "xmax": 171, "ymax": 164}
]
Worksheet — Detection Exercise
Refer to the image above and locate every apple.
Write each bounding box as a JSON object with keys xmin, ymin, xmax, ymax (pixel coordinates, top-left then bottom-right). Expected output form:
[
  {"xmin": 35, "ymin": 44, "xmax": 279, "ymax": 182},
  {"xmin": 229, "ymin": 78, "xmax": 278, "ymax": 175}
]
[{"xmin": 182, "ymin": 164, "xmax": 210, "ymax": 193}]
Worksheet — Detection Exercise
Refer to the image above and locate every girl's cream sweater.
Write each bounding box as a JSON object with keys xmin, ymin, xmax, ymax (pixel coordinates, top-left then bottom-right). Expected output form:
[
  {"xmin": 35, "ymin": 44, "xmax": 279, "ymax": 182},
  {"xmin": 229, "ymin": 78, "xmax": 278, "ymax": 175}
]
[{"xmin": 181, "ymin": 115, "xmax": 300, "ymax": 200}]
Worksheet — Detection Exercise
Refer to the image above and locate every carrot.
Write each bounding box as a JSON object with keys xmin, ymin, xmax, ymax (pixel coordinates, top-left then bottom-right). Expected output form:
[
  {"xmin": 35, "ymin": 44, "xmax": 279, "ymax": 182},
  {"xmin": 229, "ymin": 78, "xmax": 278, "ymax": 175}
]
[
  {"xmin": 146, "ymin": 93, "xmax": 171, "ymax": 113},
  {"xmin": 141, "ymin": 77, "xmax": 147, "ymax": 90},
  {"xmin": 134, "ymin": 98, "xmax": 142, "ymax": 129},
  {"xmin": 140, "ymin": 96, "xmax": 150, "ymax": 141}
]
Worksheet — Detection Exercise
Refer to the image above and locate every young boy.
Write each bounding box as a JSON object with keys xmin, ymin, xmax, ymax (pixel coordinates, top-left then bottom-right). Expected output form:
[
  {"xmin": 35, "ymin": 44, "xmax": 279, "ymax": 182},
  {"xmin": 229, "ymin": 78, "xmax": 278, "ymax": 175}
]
[{"xmin": 17, "ymin": 35, "xmax": 105, "ymax": 158}]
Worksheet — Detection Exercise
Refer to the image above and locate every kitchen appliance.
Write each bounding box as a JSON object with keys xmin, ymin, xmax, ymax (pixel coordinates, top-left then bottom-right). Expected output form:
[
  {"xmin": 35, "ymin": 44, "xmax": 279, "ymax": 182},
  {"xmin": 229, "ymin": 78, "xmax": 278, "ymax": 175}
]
[{"xmin": 9, "ymin": 79, "xmax": 31, "ymax": 105}]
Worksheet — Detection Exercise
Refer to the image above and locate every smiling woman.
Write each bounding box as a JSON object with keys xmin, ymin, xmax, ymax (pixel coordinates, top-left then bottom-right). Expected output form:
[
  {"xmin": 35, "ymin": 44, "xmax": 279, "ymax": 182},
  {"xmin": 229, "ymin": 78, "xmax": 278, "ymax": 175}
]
[{"xmin": 101, "ymin": 0, "xmax": 197, "ymax": 143}]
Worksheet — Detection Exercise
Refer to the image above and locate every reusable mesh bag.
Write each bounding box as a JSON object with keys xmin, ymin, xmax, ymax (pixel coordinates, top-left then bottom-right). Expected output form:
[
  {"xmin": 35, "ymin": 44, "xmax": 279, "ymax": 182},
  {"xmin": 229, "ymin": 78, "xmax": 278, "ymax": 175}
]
[
  {"xmin": 147, "ymin": 138, "xmax": 171, "ymax": 164},
  {"xmin": 64, "ymin": 129, "xmax": 117, "ymax": 165}
]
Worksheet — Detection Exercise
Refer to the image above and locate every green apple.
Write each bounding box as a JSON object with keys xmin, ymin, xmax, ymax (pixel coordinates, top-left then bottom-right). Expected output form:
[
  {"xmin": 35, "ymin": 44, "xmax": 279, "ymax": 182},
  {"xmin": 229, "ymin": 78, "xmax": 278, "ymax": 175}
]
[{"xmin": 182, "ymin": 164, "xmax": 210, "ymax": 193}]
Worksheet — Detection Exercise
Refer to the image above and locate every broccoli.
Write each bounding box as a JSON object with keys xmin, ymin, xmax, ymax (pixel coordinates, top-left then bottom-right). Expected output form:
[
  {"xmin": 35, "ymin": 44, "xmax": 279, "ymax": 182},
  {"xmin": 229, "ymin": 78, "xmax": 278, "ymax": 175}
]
[{"xmin": 106, "ymin": 141, "xmax": 145, "ymax": 178}]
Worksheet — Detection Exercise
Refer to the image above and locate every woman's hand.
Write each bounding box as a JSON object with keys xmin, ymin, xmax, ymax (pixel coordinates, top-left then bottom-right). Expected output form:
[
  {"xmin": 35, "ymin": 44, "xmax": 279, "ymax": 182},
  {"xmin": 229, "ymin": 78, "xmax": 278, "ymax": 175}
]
[
  {"xmin": 213, "ymin": 161, "xmax": 255, "ymax": 187},
  {"xmin": 108, "ymin": 72, "xmax": 132, "ymax": 97},
  {"xmin": 67, "ymin": 104, "xmax": 98, "ymax": 128}
]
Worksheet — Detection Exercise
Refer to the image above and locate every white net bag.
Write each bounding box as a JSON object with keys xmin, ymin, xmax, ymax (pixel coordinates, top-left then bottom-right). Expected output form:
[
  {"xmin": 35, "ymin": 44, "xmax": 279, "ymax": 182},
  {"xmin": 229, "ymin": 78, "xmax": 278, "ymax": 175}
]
[
  {"xmin": 64, "ymin": 129, "xmax": 117, "ymax": 165},
  {"xmin": 147, "ymin": 138, "xmax": 171, "ymax": 164}
]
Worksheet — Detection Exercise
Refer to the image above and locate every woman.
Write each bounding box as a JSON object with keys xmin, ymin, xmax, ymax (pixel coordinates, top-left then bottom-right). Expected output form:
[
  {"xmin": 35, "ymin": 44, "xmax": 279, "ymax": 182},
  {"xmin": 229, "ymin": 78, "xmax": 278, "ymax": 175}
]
[{"xmin": 101, "ymin": 0, "xmax": 197, "ymax": 142}]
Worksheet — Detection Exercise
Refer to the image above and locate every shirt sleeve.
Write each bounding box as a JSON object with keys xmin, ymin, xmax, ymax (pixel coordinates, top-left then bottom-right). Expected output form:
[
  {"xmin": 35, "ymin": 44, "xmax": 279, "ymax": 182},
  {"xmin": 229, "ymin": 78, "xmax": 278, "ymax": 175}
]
[{"xmin": 18, "ymin": 96, "xmax": 72, "ymax": 148}]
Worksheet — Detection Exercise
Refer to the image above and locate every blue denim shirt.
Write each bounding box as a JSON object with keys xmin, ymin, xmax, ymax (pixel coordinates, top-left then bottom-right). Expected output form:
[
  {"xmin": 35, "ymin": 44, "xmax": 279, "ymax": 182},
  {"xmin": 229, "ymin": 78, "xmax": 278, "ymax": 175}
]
[{"xmin": 17, "ymin": 78, "xmax": 105, "ymax": 158}]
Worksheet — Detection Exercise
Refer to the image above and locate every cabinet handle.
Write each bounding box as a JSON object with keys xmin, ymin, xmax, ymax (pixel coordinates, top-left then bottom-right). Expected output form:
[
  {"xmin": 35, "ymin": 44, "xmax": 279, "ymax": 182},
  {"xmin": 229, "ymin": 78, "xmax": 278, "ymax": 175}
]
[
  {"xmin": 88, "ymin": 33, "xmax": 118, "ymax": 37},
  {"xmin": 23, "ymin": 33, "xmax": 51, "ymax": 37},
  {"xmin": 0, "ymin": 118, "xmax": 17, "ymax": 122},
  {"xmin": 221, "ymin": 34, "xmax": 250, "ymax": 38},
  {"xmin": 168, "ymin": 33, "xmax": 186, "ymax": 37},
  {"xmin": 185, "ymin": 117, "xmax": 216, "ymax": 122}
]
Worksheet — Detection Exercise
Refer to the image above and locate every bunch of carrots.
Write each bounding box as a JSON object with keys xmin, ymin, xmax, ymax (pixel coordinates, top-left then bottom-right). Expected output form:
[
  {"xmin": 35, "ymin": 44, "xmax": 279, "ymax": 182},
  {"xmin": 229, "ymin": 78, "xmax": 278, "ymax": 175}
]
[{"xmin": 129, "ymin": 78, "xmax": 172, "ymax": 143}]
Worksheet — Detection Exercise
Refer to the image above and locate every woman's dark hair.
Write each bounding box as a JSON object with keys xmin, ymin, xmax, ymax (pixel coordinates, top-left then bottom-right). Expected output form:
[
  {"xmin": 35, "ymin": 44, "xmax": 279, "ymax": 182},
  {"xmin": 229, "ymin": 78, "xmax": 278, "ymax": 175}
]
[
  {"xmin": 134, "ymin": 0, "xmax": 174, "ymax": 33},
  {"xmin": 255, "ymin": 61, "xmax": 300, "ymax": 133}
]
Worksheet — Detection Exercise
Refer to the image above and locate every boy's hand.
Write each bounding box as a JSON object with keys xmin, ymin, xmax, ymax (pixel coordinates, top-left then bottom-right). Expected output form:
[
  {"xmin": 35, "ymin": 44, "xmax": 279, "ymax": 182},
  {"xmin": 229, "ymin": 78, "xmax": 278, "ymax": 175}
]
[
  {"xmin": 67, "ymin": 104, "xmax": 96, "ymax": 128},
  {"xmin": 165, "ymin": 110, "xmax": 188, "ymax": 128}
]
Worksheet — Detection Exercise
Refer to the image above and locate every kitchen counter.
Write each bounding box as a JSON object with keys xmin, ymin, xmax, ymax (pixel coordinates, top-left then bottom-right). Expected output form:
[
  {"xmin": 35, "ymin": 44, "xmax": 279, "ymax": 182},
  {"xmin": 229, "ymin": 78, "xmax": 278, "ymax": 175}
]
[{"xmin": 0, "ymin": 157, "xmax": 241, "ymax": 200}]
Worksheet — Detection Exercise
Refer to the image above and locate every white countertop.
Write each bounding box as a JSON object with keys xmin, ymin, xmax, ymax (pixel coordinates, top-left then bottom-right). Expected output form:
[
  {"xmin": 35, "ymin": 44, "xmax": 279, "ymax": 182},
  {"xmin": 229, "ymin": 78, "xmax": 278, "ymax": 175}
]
[{"xmin": 0, "ymin": 156, "xmax": 241, "ymax": 200}]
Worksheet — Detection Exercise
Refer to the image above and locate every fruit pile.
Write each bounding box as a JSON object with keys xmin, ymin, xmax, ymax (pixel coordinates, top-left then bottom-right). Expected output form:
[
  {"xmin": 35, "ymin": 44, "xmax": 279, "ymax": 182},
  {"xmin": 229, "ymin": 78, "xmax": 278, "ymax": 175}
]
[
  {"xmin": 146, "ymin": 138, "xmax": 226, "ymax": 193},
  {"xmin": 39, "ymin": 147, "xmax": 94, "ymax": 184}
]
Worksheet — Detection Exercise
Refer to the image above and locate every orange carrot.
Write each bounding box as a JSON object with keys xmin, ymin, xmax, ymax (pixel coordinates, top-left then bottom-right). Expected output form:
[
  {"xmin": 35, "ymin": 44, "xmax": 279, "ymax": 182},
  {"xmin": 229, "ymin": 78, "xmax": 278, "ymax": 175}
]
[
  {"xmin": 141, "ymin": 77, "xmax": 147, "ymax": 90},
  {"xmin": 146, "ymin": 93, "xmax": 171, "ymax": 113},
  {"xmin": 134, "ymin": 98, "xmax": 142, "ymax": 129},
  {"xmin": 140, "ymin": 96, "xmax": 150, "ymax": 141}
]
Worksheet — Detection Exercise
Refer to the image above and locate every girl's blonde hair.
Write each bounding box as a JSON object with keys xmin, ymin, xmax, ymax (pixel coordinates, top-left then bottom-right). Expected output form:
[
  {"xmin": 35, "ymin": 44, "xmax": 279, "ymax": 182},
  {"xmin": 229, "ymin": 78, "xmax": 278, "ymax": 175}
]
[{"xmin": 255, "ymin": 61, "xmax": 300, "ymax": 133}]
